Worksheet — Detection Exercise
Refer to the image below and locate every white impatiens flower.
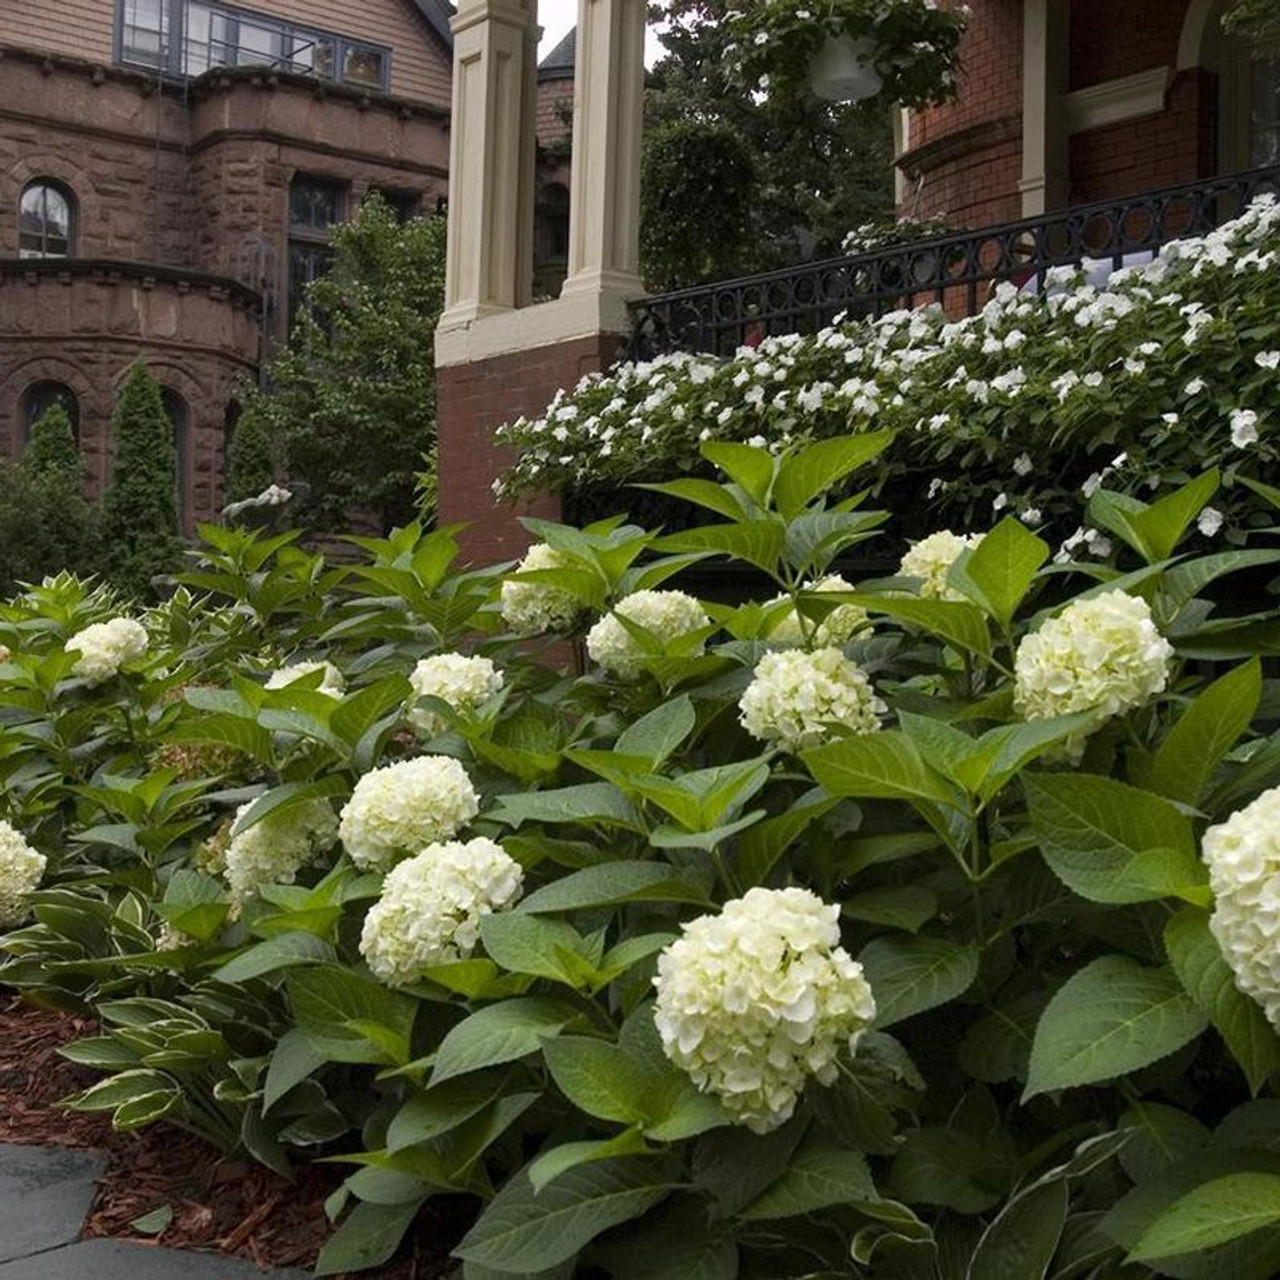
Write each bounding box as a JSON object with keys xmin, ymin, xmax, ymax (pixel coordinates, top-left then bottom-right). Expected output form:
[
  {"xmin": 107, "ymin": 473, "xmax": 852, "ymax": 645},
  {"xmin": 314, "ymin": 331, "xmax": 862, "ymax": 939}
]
[
  {"xmin": 1198, "ymin": 506, "xmax": 1225, "ymax": 537},
  {"xmin": 0, "ymin": 820, "xmax": 46, "ymax": 925},
  {"xmin": 359, "ymin": 837, "xmax": 524, "ymax": 986},
  {"xmin": 899, "ymin": 530, "xmax": 984, "ymax": 601},
  {"xmin": 408, "ymin": 654, "xmax": 503, "ymax": 735},
  {"xmin": 1204, "ymin": 787, "xmax": 1280, "ymax": 1030},
  {"xmin": 766, "ymin": 575, "xmax": 869, "ymax": 648},
  {"xmin": 499, "ymin": 543, "xmax": 583, "ymax": 635},
  {"xmin": 1231, "ymin": 408, "xmax": 1260, "ymax": 448},
  {"xmin": 739, "ymin": 648, "xmax": 884, "ymax": 752},
  {"xmin": 223, "ymin": 799, "xmax": 339, "ymax": 905},
  {"xmin": 652, "ymin": 886, "xmax": 876, "ymax": 1134},
  {"xmin": 1256, "ymin": 351, "xmax": 1280, "ymax": 370},
  {"xmin": 586, "ymin": 590, "xmax": 710, "ymax": 679},
  {"xmin": 66, "ymin": 617, "xmax": 148, "ymax": 686},
  {"xmin": 339, "ymin": 756, "xmax": 480, "ymax": 871},
  {"xmin": 265, "ymin": 661, "xmax": 345, "ymax": 699},
  {"xmin": 1014, "ymin": 591, "xmax": 1172, "ymax": 745}
]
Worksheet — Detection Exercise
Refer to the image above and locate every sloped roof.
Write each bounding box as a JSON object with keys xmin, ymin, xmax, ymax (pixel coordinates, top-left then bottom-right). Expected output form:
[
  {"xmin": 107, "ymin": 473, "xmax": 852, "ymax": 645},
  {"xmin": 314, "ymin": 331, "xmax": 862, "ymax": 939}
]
[
  {"xmin": 412, "ymin": 0, "xmax": 455, "ymax": 50},
  {"xmin": 538, "ymin": 27, "xmax": 576, "ymax": 81}
]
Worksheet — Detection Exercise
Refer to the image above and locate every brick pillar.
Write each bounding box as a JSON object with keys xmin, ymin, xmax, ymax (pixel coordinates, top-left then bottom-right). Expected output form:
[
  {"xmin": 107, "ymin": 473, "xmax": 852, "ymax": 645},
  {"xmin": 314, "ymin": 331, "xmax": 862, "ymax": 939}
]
[{"xmin": 436, "ymin": 331, "xmax": 623, "ymax": 563}]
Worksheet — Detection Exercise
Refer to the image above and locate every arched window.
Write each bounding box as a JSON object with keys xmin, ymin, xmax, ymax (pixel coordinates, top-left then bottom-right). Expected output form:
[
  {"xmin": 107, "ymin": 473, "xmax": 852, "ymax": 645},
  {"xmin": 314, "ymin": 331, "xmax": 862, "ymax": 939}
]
[
  {"xmin": 18, "ymin": 181, "xmax": 75, "ymax": 259},
  {"xmin": 161, "ymin": 389, "xmax": 191, "ymax": 535},
  {"xmin": 21, "ymin": 382, "xmax": 79, "ymax": 445}
]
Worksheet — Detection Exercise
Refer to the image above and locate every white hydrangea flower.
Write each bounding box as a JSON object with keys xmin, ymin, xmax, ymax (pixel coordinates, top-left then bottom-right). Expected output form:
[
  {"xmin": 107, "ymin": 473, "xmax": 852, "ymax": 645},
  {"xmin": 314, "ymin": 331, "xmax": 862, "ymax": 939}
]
[
  {"xmin": 339, "ymin": 756, "xmax": 480, "ymax": 871},
  {"xmin": 1204, "ymin": 787, "xmax": 1280, "ymax": 1030},
  {"xmin": 66, "ymin": 617, "xmax": 148, "ymax": 686},
  {"xmin": 1014, "ymin": 591, "xmax": 1172, "ymax": 749},
  {"xmin": 0, "ymin": 820, "xmax": 46, "ymax": 925},
  {"xmin": 359, "ymin": 837, "xmax": 524, "ymax": 986},
  {"xmin": 899, "ymin": 530, "xmax": 984, "ymax": 601},
  {"xmin": 653, "ymin": 886, "xmax": 876, "ymax": 1134},
  {"xmin": 766, "ymin": 575, "xmax": 869, "ymax": 648},
  {"xmin": 586, "ymin": 590, "xmax": 710, "ymax": 679},
  {"xmin": 408, "ymin": 654, "xmax": 503, "ymax": 735},
  {"xmin": 223, "ymin": 798, "xmax": 339, "ymax": 905},
  {"xmin": 265, "ymin": 661, "xmax": 345, "ymax": 698},
  {"xmin": 740, "ymin": 648, "xmax": 884, "ymax": 752},
  {"xmin": 500, "ymin": 543, "xmax": 583, "ymax": 635}
]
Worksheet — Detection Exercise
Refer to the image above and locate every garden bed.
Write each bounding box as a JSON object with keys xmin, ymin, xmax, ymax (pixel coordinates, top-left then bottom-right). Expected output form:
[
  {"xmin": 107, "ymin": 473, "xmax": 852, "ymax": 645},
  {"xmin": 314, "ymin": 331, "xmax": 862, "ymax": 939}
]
[{"xmin": 0, "ymin": 996, "xmax": 467, "ymax": 1278}]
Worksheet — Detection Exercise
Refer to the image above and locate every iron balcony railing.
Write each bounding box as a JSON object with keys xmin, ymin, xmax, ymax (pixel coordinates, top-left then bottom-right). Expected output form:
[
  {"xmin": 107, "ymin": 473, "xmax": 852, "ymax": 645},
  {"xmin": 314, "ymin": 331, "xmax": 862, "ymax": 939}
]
[{"xmin": 626, "ymin": 163, "xmax": 1280, "ymax": 359}]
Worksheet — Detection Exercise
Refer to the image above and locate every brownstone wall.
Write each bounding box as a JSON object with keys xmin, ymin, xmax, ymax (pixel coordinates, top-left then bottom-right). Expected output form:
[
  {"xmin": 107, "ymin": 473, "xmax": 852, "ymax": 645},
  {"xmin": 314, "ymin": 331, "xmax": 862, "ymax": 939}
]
[
  {"xmin": 0, "ymin": 267, "xmax": 259, "ymax": 529},
  {"xmin": 436, "ymin": 334, "xmax": 627, "ymax": 564}
]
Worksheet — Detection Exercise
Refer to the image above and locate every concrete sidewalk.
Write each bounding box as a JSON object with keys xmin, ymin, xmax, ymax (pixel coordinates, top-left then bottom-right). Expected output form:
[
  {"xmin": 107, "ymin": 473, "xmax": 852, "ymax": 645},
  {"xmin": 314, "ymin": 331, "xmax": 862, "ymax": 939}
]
[{"xmin": 0, "ymin": 1144, "xmax": 309, "ymax": 1278}]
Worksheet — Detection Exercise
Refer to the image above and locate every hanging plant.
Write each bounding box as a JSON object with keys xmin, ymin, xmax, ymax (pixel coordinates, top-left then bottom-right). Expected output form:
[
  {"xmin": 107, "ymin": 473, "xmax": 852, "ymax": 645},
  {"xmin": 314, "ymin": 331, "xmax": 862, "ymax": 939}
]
[{"xmin": 722, "ymin": 0, "xmax": 967, "ymax": 108}]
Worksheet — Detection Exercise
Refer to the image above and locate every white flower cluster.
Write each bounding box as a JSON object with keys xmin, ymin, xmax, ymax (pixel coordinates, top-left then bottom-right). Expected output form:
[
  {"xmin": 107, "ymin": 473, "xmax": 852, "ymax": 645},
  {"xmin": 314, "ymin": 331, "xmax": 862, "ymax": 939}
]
[
  {"xmin": 1014, "ymin": 591, "xmax": 1172, "ymax": 740},
  {"xmin": 899, "ymin": 530, "xmax": 983, "ymax": 601},
  {"xmin": 740, "ymin": 648, "xmax": 884, "ymax": 751},
  {"xmin": 653, "ymin": 887, "xmax": 877, "ymax": 1133},
  {"xmin": 767, "ymin": 574, "xmax": 869, "ymax": 648},
  {"xmin": 407, "ymin": 654, "xmax": 504, "ymax": 735},
  {"xmin": 339, "ymin": 756, "xmax": 480, "ymax": 871},
  {"xmin": 0, "ymin": 820, "xmax": 46, "ymax": 925},
  {"xmin": 359, "ymin": 836, "xmax": 523, "ymax": 986},
  {"xmin": 67, "ymin": 617, "xmax": 148, "ymax": 686},
  {"xmin": 499, "ymin": 543, "xmax": 583, "ymax": 635},
  {"xmin": 223, "ymin": 798, "xmax": 339, "ymax": 905},
  {"xmin": 586, "ymin": 590, "xmax": 710, "ymax": 679},
  {"xmin": 1204, "ymin": 786, "xmax": 1280, "ymax": 1030},
  {"xmin": 265, "ymin": 661, "xmax": 346, "ymax": 698}
]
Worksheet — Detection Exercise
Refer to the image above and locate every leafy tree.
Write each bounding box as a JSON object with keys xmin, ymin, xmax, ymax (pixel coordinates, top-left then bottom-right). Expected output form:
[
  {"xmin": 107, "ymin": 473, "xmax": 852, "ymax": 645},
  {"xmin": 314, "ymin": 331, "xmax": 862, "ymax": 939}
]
[
  {"xmin": 235, "ymin": 195, "xmax": 448, "ymax": 531},
  {"xmin": 641, "ymin": 120, "xmax": 757, "ymax": 289},
  {"xmin": 1224, "ymin": 0, "xmax": 1280, "ymax": 41},
  {"xmin": 23, "ymin": 403, "xmax": 80, "ymax": 484},
  {"xmin": 225, "ymin": 403, "xmax": 280, "ymax": 504},
  {"xmin": 102, "ymin": 361, "xmax": 180, "ymax": 597},
  {"xmin": 0, "ymin": 405, "xmax": 100, "ymax": 592},
  {"xmin": 644, "ymin": 0, "xmax": 896, "ymax": 274}
]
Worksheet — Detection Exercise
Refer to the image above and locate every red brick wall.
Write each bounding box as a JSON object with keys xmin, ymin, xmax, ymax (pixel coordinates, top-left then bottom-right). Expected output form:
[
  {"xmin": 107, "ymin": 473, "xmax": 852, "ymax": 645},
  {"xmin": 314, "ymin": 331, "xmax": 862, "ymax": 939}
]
[
  {"xmin": 436, "ymin": 334, "xmax": 625, "ymax": 564},
  {"xmin": 900, "ymin": 1, "xmax": 1224, "ymax": 229},
  {"xmin": 899, "ymin": 0, "xmax": 1024, "ymax": 225}
]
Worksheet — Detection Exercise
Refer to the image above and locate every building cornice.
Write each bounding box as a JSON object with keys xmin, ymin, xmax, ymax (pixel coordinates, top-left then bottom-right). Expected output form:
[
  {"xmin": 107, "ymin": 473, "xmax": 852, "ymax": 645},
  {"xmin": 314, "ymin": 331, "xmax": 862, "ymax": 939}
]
[
  {"xmin": 0, "ymin": 258, "xmax": 261, "ymax": 310},
  {"xmin": 0, "ymin": 43, "xmax": 449, "ymax": 122},
  {"xmin": 1064, "ymin": 67, "xmax": 1173, "ymax": 135}
]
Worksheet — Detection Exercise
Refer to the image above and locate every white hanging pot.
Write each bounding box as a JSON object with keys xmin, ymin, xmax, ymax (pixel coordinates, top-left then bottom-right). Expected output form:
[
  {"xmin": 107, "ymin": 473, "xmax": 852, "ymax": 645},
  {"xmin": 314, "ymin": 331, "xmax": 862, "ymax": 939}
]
[{"xmin": 809, "ymin": 33, "xmax": 883, "ymax": 102}]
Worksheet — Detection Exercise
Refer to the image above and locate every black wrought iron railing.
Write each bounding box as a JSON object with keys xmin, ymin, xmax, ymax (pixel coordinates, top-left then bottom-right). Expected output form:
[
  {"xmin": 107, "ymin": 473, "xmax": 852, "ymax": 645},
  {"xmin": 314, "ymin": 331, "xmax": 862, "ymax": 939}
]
[{"xmin": 626, "ymin": 164, "xmax": 1280, "ymax": 359}]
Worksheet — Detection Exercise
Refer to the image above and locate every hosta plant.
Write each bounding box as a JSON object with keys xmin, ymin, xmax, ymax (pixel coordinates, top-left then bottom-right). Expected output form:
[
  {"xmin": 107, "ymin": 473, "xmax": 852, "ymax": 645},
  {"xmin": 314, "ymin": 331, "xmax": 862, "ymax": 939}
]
[{"xmin": 6, "ymin": 437, "xmax": 1280, "ymax": 1277}]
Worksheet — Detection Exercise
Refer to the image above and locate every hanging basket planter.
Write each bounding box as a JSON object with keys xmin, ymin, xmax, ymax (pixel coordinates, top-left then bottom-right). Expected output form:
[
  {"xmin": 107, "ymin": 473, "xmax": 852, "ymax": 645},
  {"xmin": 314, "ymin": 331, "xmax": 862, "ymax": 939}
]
[{"xmin": 722, "ymin": 0, "xmax": 966, "ymax": 110}]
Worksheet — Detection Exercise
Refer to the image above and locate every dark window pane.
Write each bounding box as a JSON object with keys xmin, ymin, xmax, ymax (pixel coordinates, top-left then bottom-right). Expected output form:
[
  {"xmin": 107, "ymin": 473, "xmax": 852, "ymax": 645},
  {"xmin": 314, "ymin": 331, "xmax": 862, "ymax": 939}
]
[
  {"xmin": 19, "ymin": 182, "xmax": 74, "ymax": 259},
  {"xmin": 369, "ymin": 188, "xmax": 419, "ymax": 222},
  {"xmin": 343, "ymin": 45, "xmax": 385, "ymax": 88},
  {"xmin": 289, "ymin": 179, "xmax": 343, "ymax": 232},
  {"xmin": 162, "ymin": 390, "xmax": 190, "ymax": 532},
  {"xmin": 122, "ymin": 0, "xmax": 167, "ymax": 67},
  {"xmin": 289, "ymin": 240, "xmax": 336, "ymax": 326}
]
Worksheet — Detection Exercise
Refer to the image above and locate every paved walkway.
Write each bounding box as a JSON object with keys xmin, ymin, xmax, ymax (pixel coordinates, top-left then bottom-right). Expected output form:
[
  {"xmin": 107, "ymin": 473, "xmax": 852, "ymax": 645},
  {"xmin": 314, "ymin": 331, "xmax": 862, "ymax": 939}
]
[{"xmin": 0, "ymin": 1144, "xmax": 309, "ymax": 1278}]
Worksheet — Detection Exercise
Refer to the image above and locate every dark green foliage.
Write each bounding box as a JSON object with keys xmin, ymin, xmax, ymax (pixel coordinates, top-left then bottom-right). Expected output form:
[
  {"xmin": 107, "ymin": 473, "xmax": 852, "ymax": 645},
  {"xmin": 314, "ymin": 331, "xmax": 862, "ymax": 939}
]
[
  {"xmin": 0, "ymin": 407, "xmax": 99, "ymax": 592},
  {"xmin": 645, "ymin": 0, "xmax": 895, "ymax": 271},
  {"xmin": 102, "ymin": 361, "xmax": 181, "ymax": 597},
  {"xmin": 1224, "ymin": 0, "xmax": 1280, "ymax": 40},
  {"xmin": 23, "ymin": 403, "xmax": 81, "ymax": 484},
  {"xmin": 225, "ymin": 402, "xmax": 280, "ymax": 503},
  {"xmin": 640, "ymin": 121, "xmax": 757, "ymax": 290},
  {"xmin": 234, "ymin": 195, "xmax": 448, "ymax": 531}
]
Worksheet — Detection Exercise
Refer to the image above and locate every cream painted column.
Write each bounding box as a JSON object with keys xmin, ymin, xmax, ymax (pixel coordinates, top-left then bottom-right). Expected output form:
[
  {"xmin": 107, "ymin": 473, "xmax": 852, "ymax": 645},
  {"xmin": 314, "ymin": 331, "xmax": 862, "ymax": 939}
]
[
  {"xmin": 1019, "ymin": 0, "xmax": 1070, "ymax": 217},
  {"xmin": 560, "ymin": 0, "xmax": 647, "ymax": 302},
  {"xmin": 439, "ymin": 0, "xmax": 539, "ymax": 329}
]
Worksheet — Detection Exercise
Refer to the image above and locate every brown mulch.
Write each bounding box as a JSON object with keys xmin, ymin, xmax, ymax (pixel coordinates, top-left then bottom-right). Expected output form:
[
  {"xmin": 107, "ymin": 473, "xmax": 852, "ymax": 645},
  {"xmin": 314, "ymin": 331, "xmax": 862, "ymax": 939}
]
[{"xmin": 0, "ymin": 994, "xmax": 471, "ymax": 1277}]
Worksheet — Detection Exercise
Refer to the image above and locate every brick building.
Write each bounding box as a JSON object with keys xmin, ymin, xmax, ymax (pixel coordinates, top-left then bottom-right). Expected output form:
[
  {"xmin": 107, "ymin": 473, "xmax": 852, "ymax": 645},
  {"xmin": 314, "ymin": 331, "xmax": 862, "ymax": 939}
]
[
  {"xmin": 0, "ymin": 0, "xmax": 571, "ymax": 531},
  {"xmin": 896, "ymin": 0, "xmax": 1276, "ymax": 226}
]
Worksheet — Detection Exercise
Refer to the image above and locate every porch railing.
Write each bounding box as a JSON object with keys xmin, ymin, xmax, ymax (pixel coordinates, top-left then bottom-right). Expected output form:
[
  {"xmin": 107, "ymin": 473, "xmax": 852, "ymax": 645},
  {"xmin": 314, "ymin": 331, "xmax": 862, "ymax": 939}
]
[{"xmin": 625, "ymin": 163, "xmax": 1280, "ymax": 360}]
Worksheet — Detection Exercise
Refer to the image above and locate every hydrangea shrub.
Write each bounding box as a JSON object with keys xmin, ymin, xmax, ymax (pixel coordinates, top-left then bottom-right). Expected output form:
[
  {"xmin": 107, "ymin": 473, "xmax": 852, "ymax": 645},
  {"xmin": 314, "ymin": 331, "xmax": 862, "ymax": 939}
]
[{"xmin": 5, "ymin": 436, "xmax": 1280, "ymax": 1277}]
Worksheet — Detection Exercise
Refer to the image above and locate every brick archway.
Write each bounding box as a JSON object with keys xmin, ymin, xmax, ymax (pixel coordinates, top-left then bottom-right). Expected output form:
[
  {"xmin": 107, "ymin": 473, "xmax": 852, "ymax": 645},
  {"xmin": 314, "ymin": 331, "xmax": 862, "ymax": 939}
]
[
  {"xmin": 0, "ymin": 355, "xmax": 97, "ymax": 462},
  {"xmin": 2, "ymin": 155, "xmax": 101, "ymax": 258}
]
